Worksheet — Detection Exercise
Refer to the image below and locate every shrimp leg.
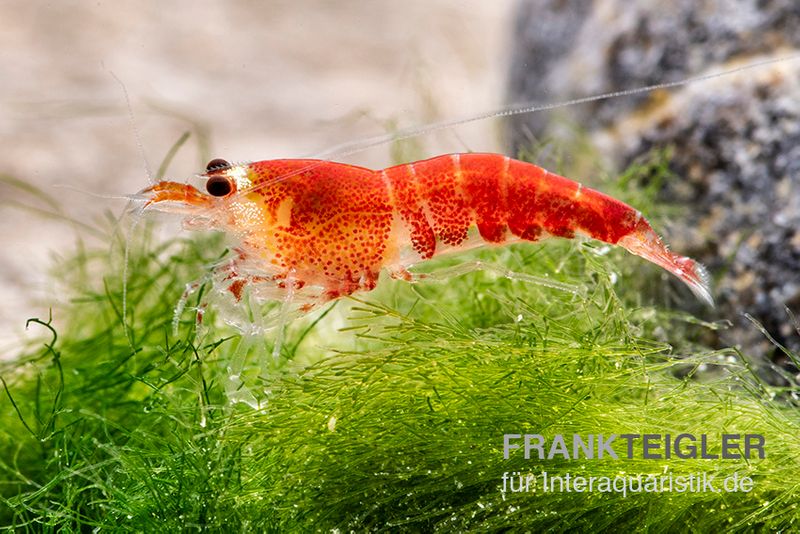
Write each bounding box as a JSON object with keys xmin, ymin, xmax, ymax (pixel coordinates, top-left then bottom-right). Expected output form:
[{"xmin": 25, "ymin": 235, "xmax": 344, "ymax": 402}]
[
  {"xmin": 398, "ymin": 260, "xmax": 584, "ymax": 296},
  {"xmin": 270, "ymin": 273, "xmax": 299, "ymax": 361}
]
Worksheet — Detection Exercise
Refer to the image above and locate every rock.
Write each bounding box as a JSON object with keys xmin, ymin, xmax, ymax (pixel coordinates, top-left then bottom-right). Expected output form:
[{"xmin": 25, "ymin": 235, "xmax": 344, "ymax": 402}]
[{"xmin": 506, "ymin": 0, "xmax": 800, "ymax": 372}]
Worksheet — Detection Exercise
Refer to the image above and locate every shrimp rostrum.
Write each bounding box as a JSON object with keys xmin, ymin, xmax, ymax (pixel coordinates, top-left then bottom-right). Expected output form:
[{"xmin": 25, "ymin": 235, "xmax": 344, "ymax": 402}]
[{"xmin": 142, "ymin": 153, "xmax": 713, "ymax": 322}]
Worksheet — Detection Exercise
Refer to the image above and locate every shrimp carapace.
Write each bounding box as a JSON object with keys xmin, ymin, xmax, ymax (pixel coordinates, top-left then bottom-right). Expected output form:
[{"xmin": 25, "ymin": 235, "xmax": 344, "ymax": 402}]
[{"xmin": 141, "ymin": 153, "xmax": 713, "ymax": 308}]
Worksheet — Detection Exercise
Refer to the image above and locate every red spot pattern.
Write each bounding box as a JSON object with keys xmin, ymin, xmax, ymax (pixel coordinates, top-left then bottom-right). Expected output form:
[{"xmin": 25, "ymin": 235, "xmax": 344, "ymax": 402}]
[
  {"xmin": 458, "ymin": 154, "xmax": 508, "ymax": 243},
  {"xmin": 392, "ymin": 154, "xmax": 640, "ymax": 252},
  {"xmin": 239, "ymin": 154, "xmax": 642, "ymax": 300},
  {"xmin": 228, "ymin": 279, "xmax": 246, "ymax": 301},
  {"xmin": 503, "ymin": 158, "xmax": 639, "ymax": 244},
  {"xmin": 409, "ymin": 156, "xmax": 471, "ymax": 247},
  {"xmin": 382, "ymin": 165, "xmax": 436, "ymax": 259},
  {"xmin": 246, "ymin": 160, "xmax": 393, "ymax": 294}
]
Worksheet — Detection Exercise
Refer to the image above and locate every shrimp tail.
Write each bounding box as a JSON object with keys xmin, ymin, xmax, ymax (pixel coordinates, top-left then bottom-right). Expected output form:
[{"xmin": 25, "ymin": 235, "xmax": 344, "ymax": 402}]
[
  {"xmin": 503, "ymin": 155, "xmax": 714, "ymax": 306},
  {"xmin": 617, "ymin": 221, "xmax": 714, "ymax": 307}
]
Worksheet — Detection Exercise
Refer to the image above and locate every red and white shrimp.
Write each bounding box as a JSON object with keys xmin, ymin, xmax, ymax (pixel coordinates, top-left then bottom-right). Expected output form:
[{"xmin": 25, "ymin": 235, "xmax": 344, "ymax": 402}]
[
  {"xmin": 141, "ymin": 152, "xmax": 713, "ymax": 320},
  {"xmin": 135, "ymin": 55, "xmax": 800, "ymax": 324}
]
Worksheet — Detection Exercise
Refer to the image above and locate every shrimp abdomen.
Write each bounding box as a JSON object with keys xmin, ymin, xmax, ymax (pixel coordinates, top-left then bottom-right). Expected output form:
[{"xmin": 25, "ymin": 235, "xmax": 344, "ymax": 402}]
[
  {"xmin": 387, "ymin": 153, "xmax": 712, "ymax": 305},
  {"xmin": 390, "ymin": 153, "xmax": 639, "ymax": 248}
]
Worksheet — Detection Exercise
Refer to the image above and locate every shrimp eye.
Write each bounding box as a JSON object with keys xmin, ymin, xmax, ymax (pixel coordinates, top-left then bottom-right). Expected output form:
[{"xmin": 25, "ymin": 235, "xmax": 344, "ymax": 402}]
[
  {"xmin": 206, "ymin": 175, "xmax": 233, "ymax": 197},
  {"xmin": 206, "ymin": 158, "xmax": 230, "ymax": 171}
]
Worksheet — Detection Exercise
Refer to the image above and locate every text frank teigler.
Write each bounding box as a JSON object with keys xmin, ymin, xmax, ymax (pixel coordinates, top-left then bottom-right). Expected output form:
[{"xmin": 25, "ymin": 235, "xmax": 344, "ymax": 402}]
[{"xmin": 501, "ymin": 433, "xmax": 765, "ymax": 496}]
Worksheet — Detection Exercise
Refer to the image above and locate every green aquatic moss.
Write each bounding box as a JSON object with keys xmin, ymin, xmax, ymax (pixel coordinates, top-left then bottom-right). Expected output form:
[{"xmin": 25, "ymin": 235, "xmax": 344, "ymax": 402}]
[{"xmin": 1, "ymin": 153, "xmax": 799, "ymax": 532}]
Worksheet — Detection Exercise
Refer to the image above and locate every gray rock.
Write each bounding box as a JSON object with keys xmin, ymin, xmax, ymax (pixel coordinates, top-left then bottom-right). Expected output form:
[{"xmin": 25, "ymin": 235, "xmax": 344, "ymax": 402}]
[{"xmin": 506, "ymin": 0, "xmax": 800, "ymax": 371}]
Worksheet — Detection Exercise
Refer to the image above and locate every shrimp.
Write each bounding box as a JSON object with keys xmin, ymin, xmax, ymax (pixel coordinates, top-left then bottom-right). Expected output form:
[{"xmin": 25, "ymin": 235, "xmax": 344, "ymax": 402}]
[{"xmin": 141, "ymin": 153, "xmax": 713, "ymax": 320}]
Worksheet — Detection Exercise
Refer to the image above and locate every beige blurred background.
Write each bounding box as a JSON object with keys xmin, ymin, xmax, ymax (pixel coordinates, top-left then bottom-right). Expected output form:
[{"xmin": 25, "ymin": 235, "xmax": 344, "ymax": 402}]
[{"xmin": 0, "ymin": 1, "xmax": 514, "ymax": 350}]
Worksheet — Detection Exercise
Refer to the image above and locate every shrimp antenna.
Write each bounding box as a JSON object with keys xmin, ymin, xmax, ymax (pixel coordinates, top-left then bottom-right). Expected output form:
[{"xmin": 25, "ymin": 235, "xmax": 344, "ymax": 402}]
[
  {"xmin": 109, "ymin": 71, "xmax": 154, "ymax": 185},
  {"xmin": 120, "ymin": 203, "xmax": 144, "ymax": 349},
  {"xmin": 236, "ymin": 53, "xmax": 800, "ymax": 205},
  {"xmin": 52, "ymin": 183, "xmax": 138, "ymax": 201},
  {"xmin": 108, "ymin": 70, "xmax": 153, "ymax": 352},
  {"xmin": 313, "ymin": 52, "xmax": 800, "ymax": 160}
]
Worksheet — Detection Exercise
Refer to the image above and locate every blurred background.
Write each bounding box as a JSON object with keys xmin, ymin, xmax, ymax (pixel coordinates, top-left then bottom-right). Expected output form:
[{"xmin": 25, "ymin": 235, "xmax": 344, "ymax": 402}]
[{"xmin": 0, "ymin": 0, "xmax": 514, "ymax": 349}]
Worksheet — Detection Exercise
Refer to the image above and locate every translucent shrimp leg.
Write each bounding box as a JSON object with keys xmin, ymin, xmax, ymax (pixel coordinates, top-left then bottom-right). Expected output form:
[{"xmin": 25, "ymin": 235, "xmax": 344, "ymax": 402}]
[
  {"xmin": 270, "ymin": 273, "xmax": 298, "ymax": 362},
  {"xmin": 398, "ymin": 260, "xmax": 585, "ymax": 297}
]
